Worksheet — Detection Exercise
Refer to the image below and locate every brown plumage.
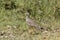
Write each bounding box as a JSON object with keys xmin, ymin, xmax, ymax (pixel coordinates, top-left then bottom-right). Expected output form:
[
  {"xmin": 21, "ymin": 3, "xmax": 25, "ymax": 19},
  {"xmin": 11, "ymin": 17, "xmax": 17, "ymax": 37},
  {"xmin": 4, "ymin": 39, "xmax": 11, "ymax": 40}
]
[{"xmin": 26, "ymin": 12, "xmax": 44, "ymax": 30}]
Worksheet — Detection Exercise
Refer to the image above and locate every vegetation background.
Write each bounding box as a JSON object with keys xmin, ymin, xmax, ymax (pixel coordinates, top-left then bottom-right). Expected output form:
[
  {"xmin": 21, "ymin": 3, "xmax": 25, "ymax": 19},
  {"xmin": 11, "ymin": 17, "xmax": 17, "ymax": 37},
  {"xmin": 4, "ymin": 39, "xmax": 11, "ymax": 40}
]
[{"xmin": 0, "ymin": 0, "xmax": 60, "ymax": 40}]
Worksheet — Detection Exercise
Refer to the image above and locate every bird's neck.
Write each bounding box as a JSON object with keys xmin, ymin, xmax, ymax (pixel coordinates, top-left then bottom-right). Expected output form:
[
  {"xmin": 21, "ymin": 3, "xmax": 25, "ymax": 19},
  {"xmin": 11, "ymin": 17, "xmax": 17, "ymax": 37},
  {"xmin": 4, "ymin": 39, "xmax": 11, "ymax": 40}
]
[{"xmin": 26, "ymin": 16, "xmax": 29, "ymax": 19}]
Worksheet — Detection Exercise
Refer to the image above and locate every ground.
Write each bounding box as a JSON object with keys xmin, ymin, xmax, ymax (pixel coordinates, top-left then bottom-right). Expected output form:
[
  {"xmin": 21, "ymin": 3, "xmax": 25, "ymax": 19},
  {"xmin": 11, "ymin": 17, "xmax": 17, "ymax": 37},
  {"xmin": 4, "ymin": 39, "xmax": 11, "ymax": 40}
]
[{"xmin": 0, "ymin": 0, "xmax": 60, "ymax": 40}]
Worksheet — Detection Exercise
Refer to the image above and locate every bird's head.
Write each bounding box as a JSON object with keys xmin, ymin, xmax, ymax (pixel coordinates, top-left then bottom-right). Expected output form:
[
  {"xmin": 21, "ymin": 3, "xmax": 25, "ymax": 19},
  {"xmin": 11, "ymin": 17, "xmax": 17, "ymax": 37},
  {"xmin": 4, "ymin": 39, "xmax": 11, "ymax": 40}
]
[
  {"xmin": 26, "ymin": 12, "xmax": 30, "ymax": 18},
  {"xmin": 26, "ymin": 12, "xmax": 30, "ymax": 15}
]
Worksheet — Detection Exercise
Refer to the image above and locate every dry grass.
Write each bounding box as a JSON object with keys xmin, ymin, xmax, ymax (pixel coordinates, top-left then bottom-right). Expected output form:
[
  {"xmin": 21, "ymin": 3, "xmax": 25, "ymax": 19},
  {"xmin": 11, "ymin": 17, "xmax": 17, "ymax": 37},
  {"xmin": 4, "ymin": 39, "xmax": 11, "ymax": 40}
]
[{"xmin": 0, "ymin": 0, "xmax": 60, "ymax": 40}]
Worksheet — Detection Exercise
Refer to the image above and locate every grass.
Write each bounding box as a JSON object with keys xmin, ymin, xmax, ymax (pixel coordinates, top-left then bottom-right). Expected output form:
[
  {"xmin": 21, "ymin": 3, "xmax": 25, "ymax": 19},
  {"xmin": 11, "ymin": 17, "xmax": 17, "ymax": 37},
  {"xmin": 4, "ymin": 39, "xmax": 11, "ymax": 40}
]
[{"xmin": 0, "ymin": 0, "xmax": 60, "ymax": 40}]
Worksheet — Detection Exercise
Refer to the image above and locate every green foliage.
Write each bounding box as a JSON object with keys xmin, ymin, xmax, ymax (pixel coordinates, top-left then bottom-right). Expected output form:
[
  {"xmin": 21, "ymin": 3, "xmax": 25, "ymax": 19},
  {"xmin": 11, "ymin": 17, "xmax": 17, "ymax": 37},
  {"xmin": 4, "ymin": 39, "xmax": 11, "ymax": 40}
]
[
  {"xmin": 0, "ymin": 0, "xmax": 60, "ymax": 40},
  {"xmin": 0, "ymin": 0, "xmax": 60, "ymax": 30}
]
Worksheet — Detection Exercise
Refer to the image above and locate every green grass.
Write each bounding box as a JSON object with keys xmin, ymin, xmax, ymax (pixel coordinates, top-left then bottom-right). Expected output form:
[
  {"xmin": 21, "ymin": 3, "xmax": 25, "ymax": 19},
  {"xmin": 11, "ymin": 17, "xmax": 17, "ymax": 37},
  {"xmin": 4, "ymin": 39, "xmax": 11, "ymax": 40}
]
[{"xmin": 0, "ymin": 0, "xmax": 60, "ymax": 40}]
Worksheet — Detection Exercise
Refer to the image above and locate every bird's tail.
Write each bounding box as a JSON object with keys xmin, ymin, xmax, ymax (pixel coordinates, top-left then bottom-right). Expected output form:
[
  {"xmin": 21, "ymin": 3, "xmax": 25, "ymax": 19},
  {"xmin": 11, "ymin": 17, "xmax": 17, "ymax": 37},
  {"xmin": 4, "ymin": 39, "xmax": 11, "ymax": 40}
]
[{"xmin": 34, "ymin": 24, "xmax": 44, "ymax": 31}]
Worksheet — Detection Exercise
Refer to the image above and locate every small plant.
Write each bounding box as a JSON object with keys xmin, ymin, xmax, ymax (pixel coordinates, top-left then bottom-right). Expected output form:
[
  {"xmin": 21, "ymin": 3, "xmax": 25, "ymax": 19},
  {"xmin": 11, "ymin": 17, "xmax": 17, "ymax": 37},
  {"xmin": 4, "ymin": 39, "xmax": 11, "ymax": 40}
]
[{"xmin": 4, "ymin": 1, "xmax": 16, "ymax": 10}]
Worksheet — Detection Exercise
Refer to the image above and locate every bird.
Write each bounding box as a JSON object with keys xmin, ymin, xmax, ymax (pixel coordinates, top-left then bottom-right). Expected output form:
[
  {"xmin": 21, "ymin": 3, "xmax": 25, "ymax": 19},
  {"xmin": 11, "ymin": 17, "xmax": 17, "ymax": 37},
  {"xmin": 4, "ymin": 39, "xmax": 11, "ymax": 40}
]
[{"xmin": 26, "ymin": 12, "xmax": 44, "ymax": 31}]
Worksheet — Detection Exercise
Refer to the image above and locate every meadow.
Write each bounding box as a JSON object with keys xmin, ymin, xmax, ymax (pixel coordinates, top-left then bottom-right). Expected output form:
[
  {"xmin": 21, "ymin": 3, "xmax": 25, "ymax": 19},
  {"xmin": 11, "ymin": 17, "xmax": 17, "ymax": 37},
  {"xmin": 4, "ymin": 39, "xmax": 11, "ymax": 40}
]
[{"xmin": 0, "ymin": 0, "xmax": 60, "ymax": 40}]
